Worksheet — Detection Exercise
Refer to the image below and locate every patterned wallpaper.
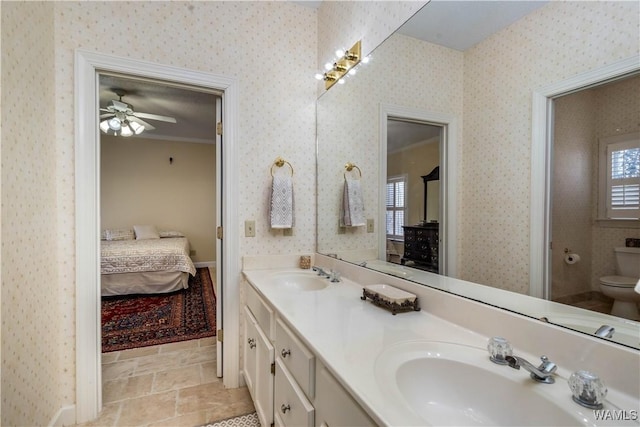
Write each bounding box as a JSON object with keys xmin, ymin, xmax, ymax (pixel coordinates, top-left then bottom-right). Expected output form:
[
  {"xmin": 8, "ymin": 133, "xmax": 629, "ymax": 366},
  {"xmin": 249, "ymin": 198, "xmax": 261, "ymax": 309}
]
[
  {"xmin": 316, "ymin": 1, "xmax": 425, "ymax": 96},
  {"xmin": 1, "ymin": 3, "xmax": 62, "ymax": 426},
  {"xmin": 552, "ymin": 90, "xmax": 596, "ymax": 298},
  {"xmin": 461, "ymin": 1, "xmax": 639, "ymax": 294},
  {"xmin": 317, "ymin": 33, "xmax": 463, "ymax": 255},
  {"xmin": 3, "ymin": 1, "xmax": 317, "ymax": 425}
]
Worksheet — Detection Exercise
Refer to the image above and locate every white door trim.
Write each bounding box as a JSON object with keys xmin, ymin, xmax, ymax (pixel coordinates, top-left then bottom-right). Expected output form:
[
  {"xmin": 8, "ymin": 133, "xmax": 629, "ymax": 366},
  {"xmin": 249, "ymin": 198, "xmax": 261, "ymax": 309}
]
[
  {"xmin": 379, "ymin": 104, "xmax": 458, "ymax": 277},
  {"xmin": 529, "ymin": 55, "xmax": 640, "ymax": 299},
  {"xmin": 74, "ymin": 49, "xmax": 241, "ymax": 423}
]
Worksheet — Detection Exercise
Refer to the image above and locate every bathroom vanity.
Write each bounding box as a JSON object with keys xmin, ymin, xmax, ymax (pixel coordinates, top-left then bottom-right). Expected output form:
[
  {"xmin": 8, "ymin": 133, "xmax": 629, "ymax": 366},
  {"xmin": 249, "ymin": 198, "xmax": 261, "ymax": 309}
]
[{"xmin": 242, "ymin": 255, "xmax": 640, "ymax": 426}]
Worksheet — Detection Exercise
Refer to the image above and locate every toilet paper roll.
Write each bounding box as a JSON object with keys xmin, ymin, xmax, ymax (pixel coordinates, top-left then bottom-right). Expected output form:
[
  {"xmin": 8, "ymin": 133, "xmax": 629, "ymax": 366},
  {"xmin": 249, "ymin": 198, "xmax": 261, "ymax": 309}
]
[{"xmin": 564, "ymin": 253, "xmax": 581, "ymax": 265}]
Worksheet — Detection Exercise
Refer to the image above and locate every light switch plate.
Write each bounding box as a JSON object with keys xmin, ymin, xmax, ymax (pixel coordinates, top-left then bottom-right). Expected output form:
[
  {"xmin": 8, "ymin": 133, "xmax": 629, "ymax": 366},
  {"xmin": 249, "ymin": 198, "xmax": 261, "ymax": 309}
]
[
  {"xmin": 367, "ymin": 218, "xmax": 374, "ymax": 233},
  {"xmin": 245, "ymin": 220, "xmax": 256, "ymax": 237}
]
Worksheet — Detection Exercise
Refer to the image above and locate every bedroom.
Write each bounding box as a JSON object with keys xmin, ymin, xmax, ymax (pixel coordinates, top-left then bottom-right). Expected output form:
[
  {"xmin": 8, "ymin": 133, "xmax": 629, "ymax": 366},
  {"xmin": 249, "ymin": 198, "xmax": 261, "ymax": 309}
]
[{"xmin": 98, "ymin": 73, "xmax": 229, "ymax": 416}]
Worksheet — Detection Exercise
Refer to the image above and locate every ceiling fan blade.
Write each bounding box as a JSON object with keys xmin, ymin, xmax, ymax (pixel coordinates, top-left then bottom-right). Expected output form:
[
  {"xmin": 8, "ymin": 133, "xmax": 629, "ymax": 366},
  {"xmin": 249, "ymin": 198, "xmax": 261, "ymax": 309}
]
[
  {"xmin": 128, "ymin": 116, "xmax": 155, "ymax": 131},
  {"xmin": 134, "ymin": 112, "xmax": 177, "ymax": 123},
  {"xmin": 100, "ymin": 108, "xmax": 111, "ymax": 112},
  {"xmin": 100, "ymin": 113, "xmax": 114, "ymax": 119}
]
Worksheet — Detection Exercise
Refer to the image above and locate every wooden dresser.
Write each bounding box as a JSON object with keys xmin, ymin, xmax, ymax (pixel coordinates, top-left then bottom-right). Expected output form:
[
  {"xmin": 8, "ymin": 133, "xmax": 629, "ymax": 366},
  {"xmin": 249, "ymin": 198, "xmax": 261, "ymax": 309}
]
[{"xmin": 401, "ymin": 224, "xmax": 439, "ymax": 273}]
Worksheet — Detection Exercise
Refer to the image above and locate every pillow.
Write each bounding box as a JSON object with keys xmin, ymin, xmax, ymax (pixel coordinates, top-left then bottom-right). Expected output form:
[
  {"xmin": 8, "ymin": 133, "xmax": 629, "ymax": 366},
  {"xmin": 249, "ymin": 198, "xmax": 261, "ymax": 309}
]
[
  {"xmin": 159, "ymin": 230, "xmax": 185, "ymax": 238},
  {"xmin": 134, "ymin": 225, "xmax": 160, "ymax": 240},
  {"xmin": 104, "ymin": 228, "xmax": 135, "ymax": 241}
]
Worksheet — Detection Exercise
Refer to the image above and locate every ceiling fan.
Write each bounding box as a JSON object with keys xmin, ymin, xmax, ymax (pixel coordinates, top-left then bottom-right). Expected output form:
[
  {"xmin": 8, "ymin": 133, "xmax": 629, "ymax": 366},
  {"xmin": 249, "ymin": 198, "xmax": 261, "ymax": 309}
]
[{"xmin": 99, "ymin": 89, "xmax": 177, "ymax": 137}]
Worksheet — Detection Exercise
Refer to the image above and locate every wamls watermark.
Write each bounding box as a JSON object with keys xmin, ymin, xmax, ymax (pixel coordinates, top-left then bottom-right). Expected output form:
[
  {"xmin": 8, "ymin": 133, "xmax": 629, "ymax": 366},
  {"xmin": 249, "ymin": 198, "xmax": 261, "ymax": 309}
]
[{"xmin": 593, "ymin": 409, "xmax": 638, "ymax": 421}]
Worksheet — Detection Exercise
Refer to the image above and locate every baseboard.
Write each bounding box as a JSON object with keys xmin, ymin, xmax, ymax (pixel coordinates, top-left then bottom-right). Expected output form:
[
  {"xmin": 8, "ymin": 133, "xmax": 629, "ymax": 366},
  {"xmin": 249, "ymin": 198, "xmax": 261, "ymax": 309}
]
[
  {"xmin": 48, "ymin": 404, "xmax": 76, "ymax": 426},
  {"xmin": 194, "ymin": 261, "xmax": 216, "ymax": 268}
]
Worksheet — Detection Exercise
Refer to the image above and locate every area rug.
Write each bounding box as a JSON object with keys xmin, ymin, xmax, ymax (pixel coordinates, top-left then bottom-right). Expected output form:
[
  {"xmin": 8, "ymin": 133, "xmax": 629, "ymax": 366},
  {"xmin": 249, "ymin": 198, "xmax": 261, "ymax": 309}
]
[
  {"xmin": 201, "ymin": 412, "xmax": 259, "ymax": 427},
  {"xmin": 102, "ymin": 268, "xmax": 216, "ymax": 352}
]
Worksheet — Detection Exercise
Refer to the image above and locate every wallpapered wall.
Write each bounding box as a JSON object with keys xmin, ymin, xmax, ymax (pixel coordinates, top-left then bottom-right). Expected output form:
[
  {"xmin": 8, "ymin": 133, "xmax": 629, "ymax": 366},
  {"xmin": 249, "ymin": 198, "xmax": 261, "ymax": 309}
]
[
  {"xmin": 1, "ymin": 2, "xmax": 61, "ymax": 426},
  {"xmin": 316, "ymin": 33, "xmax": 463, "ymax": 255},
  {"xmin": 460, "ymin": 1, "xmax": 639, "ymax": 294},
  {"xmin": 3, "ymin": 1, "xmax": 317, "ymax": 425},
  {"xmin": 101, "ymin": 136, "xmax": 217, "ymax": 263}
]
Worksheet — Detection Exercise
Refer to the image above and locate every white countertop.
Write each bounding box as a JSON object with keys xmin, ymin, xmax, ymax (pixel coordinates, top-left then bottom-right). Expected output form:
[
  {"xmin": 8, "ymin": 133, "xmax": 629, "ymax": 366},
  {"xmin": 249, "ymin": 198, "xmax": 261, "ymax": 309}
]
[{"xmin": 243, "ymin": 268, "xmax": 635, "ymax": 426}]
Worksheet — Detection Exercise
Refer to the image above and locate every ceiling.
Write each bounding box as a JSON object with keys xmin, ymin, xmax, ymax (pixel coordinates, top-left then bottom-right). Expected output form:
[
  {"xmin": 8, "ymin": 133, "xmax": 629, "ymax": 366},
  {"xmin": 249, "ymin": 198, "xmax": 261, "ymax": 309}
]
[
  {"xmin": 99, "ymin": 74, "xmax": 220, "ymax": 144},
  {"xmin": 98, "ymin": 1, "xmax": 547, "ymax": 144}
]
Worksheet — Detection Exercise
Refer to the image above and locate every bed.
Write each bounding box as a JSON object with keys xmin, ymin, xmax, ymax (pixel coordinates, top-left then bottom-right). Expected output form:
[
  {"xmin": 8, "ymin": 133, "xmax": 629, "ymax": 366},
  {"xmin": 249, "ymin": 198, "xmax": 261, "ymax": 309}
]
[{"xmin": 101, "ymin": 230, "xmax": 197, "ymax": 296}]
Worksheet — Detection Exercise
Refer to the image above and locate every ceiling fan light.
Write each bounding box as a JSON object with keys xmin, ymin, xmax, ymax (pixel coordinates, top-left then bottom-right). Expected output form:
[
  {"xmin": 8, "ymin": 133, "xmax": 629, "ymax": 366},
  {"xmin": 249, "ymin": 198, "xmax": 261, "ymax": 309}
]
[
  {"xmin": 108, "ymin": 117, "xmax": 121, "ymax": 131},
  {"xmin": 99, "ymin": 120, "xmax": 110, "ymax": 133},
  {"xmin": 129, "ymin": 121, "xmax": 144, "ymax": 135},
  {"xmin": 120, "ymin": 123, "xmax": 133, "ymax": 137}
]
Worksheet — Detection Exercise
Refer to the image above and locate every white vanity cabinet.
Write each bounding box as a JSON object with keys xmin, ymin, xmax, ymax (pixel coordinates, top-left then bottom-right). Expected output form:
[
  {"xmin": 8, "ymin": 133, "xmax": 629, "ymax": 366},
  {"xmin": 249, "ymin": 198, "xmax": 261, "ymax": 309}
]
[
  {"xmin": 244, "ymin": 280, "xmax": 374, "ymax": 427},
  {"xmin": 243, "ymin": 287, "xmax": 275, "ymax": 427}
]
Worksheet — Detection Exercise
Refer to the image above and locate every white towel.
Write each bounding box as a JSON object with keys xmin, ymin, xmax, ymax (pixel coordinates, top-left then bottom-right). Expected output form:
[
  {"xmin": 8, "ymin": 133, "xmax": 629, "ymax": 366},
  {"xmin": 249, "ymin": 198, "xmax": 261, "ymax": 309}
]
[
  {"xmin": 340, "ymin": 176, "xmax": 365, "ymax": 227},
  {"xmin": 270, "ymin": 170, "xmax": 294, "ymax": 229}
]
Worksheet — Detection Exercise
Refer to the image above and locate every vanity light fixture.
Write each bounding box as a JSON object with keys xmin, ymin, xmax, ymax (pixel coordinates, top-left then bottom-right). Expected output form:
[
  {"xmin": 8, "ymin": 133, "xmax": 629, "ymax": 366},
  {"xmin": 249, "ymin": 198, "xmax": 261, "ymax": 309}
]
[{"xmin": 315, "ymin": 40, "xmax": 362, "ymax": 90}]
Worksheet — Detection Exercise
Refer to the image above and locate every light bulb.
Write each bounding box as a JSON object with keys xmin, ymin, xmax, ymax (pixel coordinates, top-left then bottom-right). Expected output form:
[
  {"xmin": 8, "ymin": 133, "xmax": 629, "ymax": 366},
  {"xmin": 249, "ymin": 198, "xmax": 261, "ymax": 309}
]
[
  {"xmin": 120, "ymin": 123, "xmax": 133, "ymax": 137},
  {"xmin": 99, "ymin": 120, "xmax": 110, "ymax": 133},
  {"xmin": 338, "ymin": 79, "xmax": 346, "ymax": 85},
  {"xmin": 335, "ymin": 49, "xmax": 345, "ymax": 57},
  {"xmin": 314, "ymin": 73, "xmax": 324, "ymax": 81},
  {"xmin": 348, "ymin": 68, "xmax": 357, "ymax": 76},
  {"xmin": 324, "ymin": 62, "xmax": 333, "ymax": 71},
  {"xmin": 361, "ymin": 56, "xmax": 370, "ymax": 64},
  {"xmin": 108, "ymin": 117, "xmax": 121, "ymax": 131},
  {"xmin": 129, "ymin": 121, "xmax": 144, "ymax": 135}
]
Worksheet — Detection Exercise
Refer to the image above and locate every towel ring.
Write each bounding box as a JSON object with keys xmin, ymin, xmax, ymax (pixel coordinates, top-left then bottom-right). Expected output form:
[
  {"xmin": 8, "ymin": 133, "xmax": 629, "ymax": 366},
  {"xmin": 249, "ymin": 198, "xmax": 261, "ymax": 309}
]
[
  {"xmin": 344, "ymin": 162, "xmax": 362, "ymax": 179},
  {"xmin": 271, "ymin": 157, "xmax": 294, "ymax": 177}
]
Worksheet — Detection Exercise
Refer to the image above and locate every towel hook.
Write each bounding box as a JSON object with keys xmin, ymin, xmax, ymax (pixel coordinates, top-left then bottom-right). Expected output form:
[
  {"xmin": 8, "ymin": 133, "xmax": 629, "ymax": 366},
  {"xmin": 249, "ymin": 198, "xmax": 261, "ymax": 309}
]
[
  {"xmin": 271, "ymin": 157, "xmax": 294, "ymax": 177},
  {"xmin": 344, "ymin": 162, "xmax": 362, "ymax": 179}
]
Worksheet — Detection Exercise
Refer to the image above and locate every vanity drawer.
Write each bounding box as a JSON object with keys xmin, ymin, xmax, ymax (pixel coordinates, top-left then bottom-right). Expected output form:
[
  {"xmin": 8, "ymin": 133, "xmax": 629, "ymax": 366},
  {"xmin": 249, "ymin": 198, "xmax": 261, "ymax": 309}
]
[
  {"xmin": 276, "ymin": 318, "xmax": 315, "ymax": 398},
  {"xmin": 246, "ymin": 283, "xmax": 275, "ymax": 341},
  {"xmin": 274, "ymin": 358, "xmax": 314, "ymax": 427}
]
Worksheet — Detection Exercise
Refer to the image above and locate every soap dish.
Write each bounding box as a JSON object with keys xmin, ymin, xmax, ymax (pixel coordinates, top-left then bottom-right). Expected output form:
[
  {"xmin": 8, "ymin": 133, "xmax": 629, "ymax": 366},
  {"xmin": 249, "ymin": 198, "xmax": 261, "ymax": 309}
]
[{"xmin": 360, "ymin": 284, "xmax": 420, "ymax": 315}]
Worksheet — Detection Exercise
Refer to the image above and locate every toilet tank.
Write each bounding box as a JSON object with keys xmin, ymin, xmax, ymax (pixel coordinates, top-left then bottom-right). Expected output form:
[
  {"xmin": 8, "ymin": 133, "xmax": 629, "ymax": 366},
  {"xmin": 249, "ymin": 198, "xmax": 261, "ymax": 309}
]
[{"xmin": 614, "ymin": 247, "xmax": 640, "ymax": 277}]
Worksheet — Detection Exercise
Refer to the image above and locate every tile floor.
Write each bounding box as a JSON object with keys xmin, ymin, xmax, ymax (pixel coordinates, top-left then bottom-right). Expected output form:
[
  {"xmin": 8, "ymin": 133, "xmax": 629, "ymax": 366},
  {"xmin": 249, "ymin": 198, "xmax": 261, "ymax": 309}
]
[{"xmin": 76, "ymin": 338, "xmax": 255, "ymax": 427}]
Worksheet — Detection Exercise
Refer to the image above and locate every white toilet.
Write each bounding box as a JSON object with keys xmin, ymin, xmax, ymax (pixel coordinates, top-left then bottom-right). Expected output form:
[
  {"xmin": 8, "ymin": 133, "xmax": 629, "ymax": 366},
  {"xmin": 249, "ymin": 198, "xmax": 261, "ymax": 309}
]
[{"xmin": 599, "ymin": 247, "xmax": 640, "ymax": 320}]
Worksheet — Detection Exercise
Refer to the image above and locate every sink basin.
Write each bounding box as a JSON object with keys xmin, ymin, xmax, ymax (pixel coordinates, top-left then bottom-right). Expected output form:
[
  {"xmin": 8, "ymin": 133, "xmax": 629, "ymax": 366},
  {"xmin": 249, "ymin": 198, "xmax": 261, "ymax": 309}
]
[
  {"xmin": 269, "ymin": 271, "xmax": 329, "ymax": 291},
  {"xmin": 375, "ymin": 341, "xmax": 584, "ymax": 426}
]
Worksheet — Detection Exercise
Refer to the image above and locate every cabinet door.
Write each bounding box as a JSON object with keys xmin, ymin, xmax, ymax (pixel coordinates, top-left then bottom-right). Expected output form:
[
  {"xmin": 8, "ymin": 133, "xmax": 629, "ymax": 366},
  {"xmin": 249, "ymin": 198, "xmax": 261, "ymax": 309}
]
[
  {"xmin": 254, "ymin": 318, "xmax": 275, "ymax": 427},
  {"xmin": 243, "ymin": 307, "xmax": 258, "ymax": 394},
  {"xmin": 243, "ymin": 306, "xmax": 274, "ymax": 427},
  {"xmin": 274, "ymin": 358, "xmax": 314, "ymax": 427},
  {"xmin": 314, "ymin": 363, "xmax": 375, "ymax": 427}
]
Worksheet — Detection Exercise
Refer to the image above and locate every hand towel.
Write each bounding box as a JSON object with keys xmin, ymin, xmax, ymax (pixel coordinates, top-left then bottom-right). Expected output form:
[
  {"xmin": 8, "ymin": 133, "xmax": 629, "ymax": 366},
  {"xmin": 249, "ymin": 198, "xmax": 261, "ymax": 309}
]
[
  {"xmin": 340, "ymin": 175, "xmax": 365, "ymax": 227},
  {"xmin": 270, "ymin": 169, "xmax": 295, "ymax": 229}
]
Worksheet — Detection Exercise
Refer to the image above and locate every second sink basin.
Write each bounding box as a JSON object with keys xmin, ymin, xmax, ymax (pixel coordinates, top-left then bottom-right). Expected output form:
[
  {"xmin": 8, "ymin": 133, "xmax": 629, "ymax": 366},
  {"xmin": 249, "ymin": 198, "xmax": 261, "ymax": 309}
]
[
  {"xmin": 268, "ymin": 271, "xmax": 329, "ymax": 291},
  {"xmin": 375, "ymin": 341, "xmax": 583, "ymax": 426}
]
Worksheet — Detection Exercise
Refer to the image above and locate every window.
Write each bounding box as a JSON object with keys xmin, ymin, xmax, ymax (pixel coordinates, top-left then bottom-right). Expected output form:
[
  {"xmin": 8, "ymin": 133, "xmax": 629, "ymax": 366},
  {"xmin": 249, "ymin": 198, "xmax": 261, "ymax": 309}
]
[
  {"xmin": 386, "ymin": 176, "xmax": 406, "ymax": 238},
  {"xmin": 600, "ymin": 134, "xmax": 640, "ymax": 219}
]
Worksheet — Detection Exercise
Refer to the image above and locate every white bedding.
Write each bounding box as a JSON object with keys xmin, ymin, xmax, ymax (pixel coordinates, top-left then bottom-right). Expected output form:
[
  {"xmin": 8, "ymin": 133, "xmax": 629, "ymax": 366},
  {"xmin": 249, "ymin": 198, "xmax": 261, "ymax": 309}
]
[
  {"xmin": 101, "ymin": 237, "xmax": 196, "ymax": 276},
  {"xmin": 100, "ymin": 237, "xmax": 196, "ymax": 296}
]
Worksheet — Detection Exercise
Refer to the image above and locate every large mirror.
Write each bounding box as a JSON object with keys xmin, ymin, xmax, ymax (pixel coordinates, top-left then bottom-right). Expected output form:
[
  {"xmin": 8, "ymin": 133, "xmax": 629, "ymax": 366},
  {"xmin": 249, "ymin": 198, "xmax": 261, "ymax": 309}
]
[{"xmin": 317, "ymin": 0, "xmax": 640, "ymax": 349}]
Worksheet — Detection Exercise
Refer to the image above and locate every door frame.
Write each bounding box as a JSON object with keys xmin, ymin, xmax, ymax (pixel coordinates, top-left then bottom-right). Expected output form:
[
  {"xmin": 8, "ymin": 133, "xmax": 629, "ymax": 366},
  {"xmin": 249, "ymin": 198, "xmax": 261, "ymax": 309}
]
[
  {"xmin": 379, "ymin": 104, "xmax": 458, "ymax": 277},
  {"xmin": 529, "ymin": 55, "xmax": 640, "ymax": 299},
  {"xmin": 74, "ymin": 50, "xmax": 241, "ymax": 423}
]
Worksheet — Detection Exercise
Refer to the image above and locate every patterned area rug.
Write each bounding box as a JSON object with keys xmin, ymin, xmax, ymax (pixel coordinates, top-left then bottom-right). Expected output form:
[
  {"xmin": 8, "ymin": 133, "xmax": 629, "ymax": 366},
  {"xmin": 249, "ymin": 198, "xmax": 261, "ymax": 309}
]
[
  {"xmin": 102, "ymin": 268, "xmax": 216, "ymax": 352},
  {"xmin": 202, "ymin": 412, "xmax": 259, "ymax": 427}
]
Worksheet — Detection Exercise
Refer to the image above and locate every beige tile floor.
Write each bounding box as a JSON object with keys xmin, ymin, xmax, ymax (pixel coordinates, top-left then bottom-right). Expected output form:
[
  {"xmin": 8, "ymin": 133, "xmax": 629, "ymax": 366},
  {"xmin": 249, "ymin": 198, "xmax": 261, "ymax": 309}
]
[{"xmin": 76, "ymin": 338, "xmax": 255, "ymax": 427}]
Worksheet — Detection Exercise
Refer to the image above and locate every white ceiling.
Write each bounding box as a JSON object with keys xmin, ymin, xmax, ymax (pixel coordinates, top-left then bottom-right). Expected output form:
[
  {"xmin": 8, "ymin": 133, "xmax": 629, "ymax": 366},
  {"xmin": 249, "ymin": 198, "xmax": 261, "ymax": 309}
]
[{"xmin": 98, "ymin": 1, "xmax": 548, "ymax": 144}]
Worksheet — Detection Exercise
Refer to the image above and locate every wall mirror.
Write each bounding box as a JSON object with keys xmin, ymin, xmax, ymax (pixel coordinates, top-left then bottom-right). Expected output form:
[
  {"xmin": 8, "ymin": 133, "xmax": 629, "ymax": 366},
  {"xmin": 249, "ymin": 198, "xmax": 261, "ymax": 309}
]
[{"xmin": 316, "ymin": 0, "xmax": 640, "ymax": 349}]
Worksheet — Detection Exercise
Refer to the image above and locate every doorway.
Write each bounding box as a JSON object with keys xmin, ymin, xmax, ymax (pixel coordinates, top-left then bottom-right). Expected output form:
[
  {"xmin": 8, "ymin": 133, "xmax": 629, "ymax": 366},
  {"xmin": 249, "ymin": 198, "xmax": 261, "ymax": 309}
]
[
  {"xmin": 75, "ymin": 50, "xmax": 241, "ymax": 423},
  {"xmin": 379, "ymin": 104, "xmax": 459, "ymax": 278},
  {"xmin": 529, "ymin": 55, "xmax": 640, "ymax": 302}
]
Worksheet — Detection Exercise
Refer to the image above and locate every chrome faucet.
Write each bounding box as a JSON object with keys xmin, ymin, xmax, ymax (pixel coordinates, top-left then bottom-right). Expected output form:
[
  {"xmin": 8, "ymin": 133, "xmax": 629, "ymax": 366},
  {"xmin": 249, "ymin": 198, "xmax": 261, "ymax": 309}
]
[
  {"xmin": 594, "ymin": 325, "xmax": 615, "ymax": 338},
  {"xmin": 329, "ymin": 269, "xmax": 341, "ymax": 283},
  {"xmin": 505, "ymin": 355, "xmax": 557, "ymax": 384},
  {"xmin": 358, "ymin": 261, "xmax": 367, "ymax": 267},
  {"xmin": 312, "ymin": 266, "xmax": 330, "ymax": 278}
]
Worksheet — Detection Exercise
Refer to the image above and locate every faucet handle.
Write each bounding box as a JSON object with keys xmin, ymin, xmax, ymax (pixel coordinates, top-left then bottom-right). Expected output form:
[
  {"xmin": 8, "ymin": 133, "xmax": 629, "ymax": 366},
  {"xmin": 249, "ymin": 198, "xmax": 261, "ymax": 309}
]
[
  {"xmin": 568, "ymin": 370, "xmax": 607, "ymax": 409},
  {"xmin": 487, "ymin": 337, "xmax": 513, "ymax": 365},
  {"xmin": 538, "ymin": 356, "xmax": 557, "ymax": 374}
]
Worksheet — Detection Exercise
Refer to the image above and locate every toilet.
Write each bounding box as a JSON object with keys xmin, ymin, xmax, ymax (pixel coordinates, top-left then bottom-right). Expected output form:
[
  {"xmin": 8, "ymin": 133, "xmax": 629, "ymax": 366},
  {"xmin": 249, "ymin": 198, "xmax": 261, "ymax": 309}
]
[{"xmin": 599, "ymin": 247, "xmax": 640, "ymax": 321}]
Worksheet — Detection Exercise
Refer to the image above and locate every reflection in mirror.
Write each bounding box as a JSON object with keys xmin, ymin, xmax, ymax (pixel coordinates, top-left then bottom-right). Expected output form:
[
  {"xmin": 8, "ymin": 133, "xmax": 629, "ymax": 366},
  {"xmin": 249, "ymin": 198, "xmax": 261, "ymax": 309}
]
[{"xmin": 316, "ymin": 1, "xmax": 640, "ymax": 349}]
